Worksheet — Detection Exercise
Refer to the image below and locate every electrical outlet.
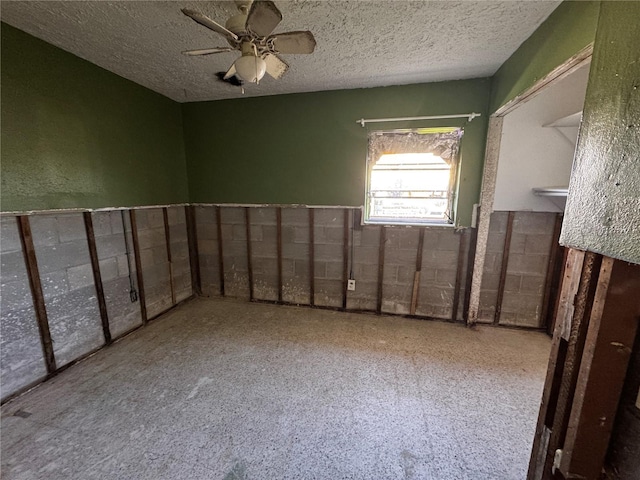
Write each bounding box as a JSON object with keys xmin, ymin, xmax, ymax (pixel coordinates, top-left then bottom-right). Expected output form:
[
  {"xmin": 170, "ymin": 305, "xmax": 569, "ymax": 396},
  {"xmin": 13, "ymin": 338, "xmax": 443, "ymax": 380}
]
[{"xmin": 347, "ymin": 279, "xmax": 356, "ymax": 291}]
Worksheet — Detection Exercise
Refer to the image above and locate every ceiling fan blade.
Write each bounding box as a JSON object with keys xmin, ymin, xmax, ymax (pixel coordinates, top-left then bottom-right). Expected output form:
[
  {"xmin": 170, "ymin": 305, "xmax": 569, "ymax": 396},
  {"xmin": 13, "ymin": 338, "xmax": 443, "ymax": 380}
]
[
  {"xmin": 181, "ymin": 8, "xmax": 238, "ymax": 41},
  {"xmin": 264, "ymin": 53, "xmax": 289, "ymax": 79},
  {"xmin": 182, "ymin": 47, "xmax": 235, "ymax": 56},
  {"xmin": 270, "ymin": 31, "xmax": 316, "ymax": 54},
  {"xmin": 223, "ymin": 64, "xmax": 237, "ymax": 80},
  {"xmin": 246, "ymin": 1, "xmax": 282, "ymax": 37}
]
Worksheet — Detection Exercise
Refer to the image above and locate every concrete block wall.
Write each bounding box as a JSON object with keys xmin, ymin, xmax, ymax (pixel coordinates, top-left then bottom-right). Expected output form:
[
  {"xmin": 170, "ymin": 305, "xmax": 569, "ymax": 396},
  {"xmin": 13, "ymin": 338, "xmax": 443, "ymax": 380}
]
[
  {"xmin": 0, "ymin": 207, "xmax": 193, "ymax": 401},
  {"xmin": 167, "ymin": 206, "xmax": 192, "ymax": 303},
  {"xmin": 195, "ymin": 206, "xmax": 471, "ymax": 321},
  {"xmin": 135, "ymin": 208, "xmax": 173, "ymax": 318},
  {"xmin": 250, "ymin": 208, "xmax": 279, "ymax": 302},
  {"xmin": 92, "ymin": 211, "xmax": 142, "ymax": 337},
  {"xmin": 0, "ymin": 217, "xmax": 47, "ymax": 399},
  {"xmin": 30, "ymin": 213, "xmax": 104, "ymax": 368},
  {"xmin": 313, "ymin": 209, "xmax": 346, "ymax": 308},
  {"xmin": 478, "ymin": 211, "xmax": 557, "ymax": 328}
]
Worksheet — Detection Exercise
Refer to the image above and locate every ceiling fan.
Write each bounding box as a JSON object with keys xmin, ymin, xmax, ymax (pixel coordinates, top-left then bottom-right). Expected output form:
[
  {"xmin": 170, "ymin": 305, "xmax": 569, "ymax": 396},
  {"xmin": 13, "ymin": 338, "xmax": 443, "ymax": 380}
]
[{"xmin": 181, "ymin": 1, "xmax": 316, "ymax": 86}]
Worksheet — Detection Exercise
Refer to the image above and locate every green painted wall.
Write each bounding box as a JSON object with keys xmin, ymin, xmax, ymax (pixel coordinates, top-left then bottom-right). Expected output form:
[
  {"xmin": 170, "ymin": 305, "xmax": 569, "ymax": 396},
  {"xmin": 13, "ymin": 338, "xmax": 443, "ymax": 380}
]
[
  {"xmin": 560, "ymin": 1, "xmax": 640, "ymax": 264},
  {"xmin": 489, "ymin": 1, "xmax": 600, "ymax": 113},
  {"xmin": 1, "ymin": 23, "xmax": 189, "ymax": 212},
  {"xmin": 182, "ymin": 79, "xmax": 490, "ymax": 226}
]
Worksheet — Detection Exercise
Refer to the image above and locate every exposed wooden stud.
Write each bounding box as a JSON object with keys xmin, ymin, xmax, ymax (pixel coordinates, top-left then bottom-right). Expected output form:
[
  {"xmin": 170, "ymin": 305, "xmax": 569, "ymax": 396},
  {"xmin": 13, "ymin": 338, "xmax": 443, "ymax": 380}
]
[
  {"xmin": 276, "ymin": 207, "xmax": 283, "ymax": 303},
  {"xmin": 559, "ymin": 259, "xmax": 640, "ymax": 479},
  {"xmin": 128, "ymin": 210, "xmax": 148, "ymax": 324},
  {"xmin": 542, "ymin": 251, "xmax": 602, "ymax": 479},
  {"xmin": 463, "ymin": 226, "xmax": 478, "ymax": 325},
  {"xmin": 245, "ymin": 207, "xmax": 254, "ymax": 301},
  {"xmin": 309, "ymin": 208, "xmax": 315, "ymax": 306},
  {"xmin": 17, "ymin": 215, "xmax": 56, "ymax": 374},
  {"xmin": 410, "ymin": 228, "xmax": 425, "ymax": 315},
  {"xmin": 376, "ymin": 226, "xmax": 386, "ymax": 314},
  {"xmin": 163, "ymin": 208, "xmax": 176, "ymax": 305},
  {"xmin": 452, "ymin": 230, "xmax": 466, "ymax": 322},
  {"xmin": 494, "ymin": 211, "xmax": 515, "ymax": 324},
  {"xmin": 342, "ymin": 209, "xmax": 349, "ymax": 311},
  {"xmin": 528, "ymin": 248, "xmax": 586, "ymax": 480},
  {"xmin": 185, "ymin": 206, "xmax": 202, "ymax": 296},
  {"xmin": 540, "ymin": 213, "xmax": 564, "ymax": 331},
  {"xmin": 83, "ymin": 212, "xmax": 112, "ymax": 345},
  {"xmin": 216, "ymin": 206, "xmax": 225, "ymax": 296}
]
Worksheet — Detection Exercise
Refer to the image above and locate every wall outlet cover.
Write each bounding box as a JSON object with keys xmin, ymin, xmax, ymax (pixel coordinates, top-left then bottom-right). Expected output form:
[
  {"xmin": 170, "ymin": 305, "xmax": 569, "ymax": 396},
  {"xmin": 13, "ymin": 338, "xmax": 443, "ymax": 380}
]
[{"xmin": 347, "ymin": 279, "xmax": 356, "ymax": 291}]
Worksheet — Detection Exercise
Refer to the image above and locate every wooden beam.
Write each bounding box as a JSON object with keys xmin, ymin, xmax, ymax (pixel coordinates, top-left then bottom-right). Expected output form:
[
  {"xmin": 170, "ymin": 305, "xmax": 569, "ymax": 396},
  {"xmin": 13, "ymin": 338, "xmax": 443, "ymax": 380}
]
[
  {"xmin": 452, "ymin": 229, "xmax": 466, "ymax": 322},
  {"xmin": 185, "ymin": 206, "xmax": 202, "ymax": 296},
  {"xmin": 245, "ymin": 207, "xmax": 254, "ymax": 301},
  {"xmin": 542, "ymin": 251, "xmax": 602, "ymax": 479},
  {"xmin": 528, "ymin": 248, "xmax": 586, "ymax": 480},
  {"xmin": 540, "ymin": 213, "xmax": 564, "ymax": 331},
  {"xmin": 163, "ymin": 208, "xmax": 176, "ymax": 305},
  {"xmin": 342, "ymin": 209, "xmax": 349, "ymax": 311},
  {"xmin": 128, "ymin": 210, "xmax": 148, "ymax": 324},
  {"xmin": 559, "ymin": 259, "xmax": 640, "ymax": 479},
  {"xmin": 494, "ymin": 211, "xmax": 514, "ymax": 324},
  {"xmin": 410, "ymin": 228, "xmax": 425, "ymax": 315},
  {"xmin": 277, "ymin": 207, "xmax": 283, "ymax": 303},
  {"xmin": 17, "ymin": 216, "xmax": 56, "ymax": 373},
  {"xmin": 83, "ymin": 212, "xmax": 111, "ymax": 345},
  {"xmin": 216, "ymin": 206, "xmax": 225, "ymax": 296},
  {"xmin": 376, "ymin": 226, "xmax": 386, "ymax": 314}
]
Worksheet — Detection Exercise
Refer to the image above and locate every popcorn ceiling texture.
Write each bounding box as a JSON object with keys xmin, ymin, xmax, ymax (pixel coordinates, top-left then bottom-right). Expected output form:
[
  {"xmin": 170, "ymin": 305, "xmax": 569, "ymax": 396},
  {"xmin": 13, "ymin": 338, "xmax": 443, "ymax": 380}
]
[{"xmin": 0, "ymin": 0, "xmax": 561, "ymax": 102}]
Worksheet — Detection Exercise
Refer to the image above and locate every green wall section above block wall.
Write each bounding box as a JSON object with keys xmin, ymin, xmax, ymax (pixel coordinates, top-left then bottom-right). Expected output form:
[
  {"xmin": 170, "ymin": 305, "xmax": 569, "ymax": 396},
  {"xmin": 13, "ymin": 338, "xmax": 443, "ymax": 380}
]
[
  {"xmin": 490, "ymin": 0, "xmax": 600, "ymax": 113},
  {"xmin": 1, "ymin": 23, "xmax": 189, "ymax": 212},
  {"xmin": 182, "ymin": 80, "xmax": 490, "ymax": 227}
]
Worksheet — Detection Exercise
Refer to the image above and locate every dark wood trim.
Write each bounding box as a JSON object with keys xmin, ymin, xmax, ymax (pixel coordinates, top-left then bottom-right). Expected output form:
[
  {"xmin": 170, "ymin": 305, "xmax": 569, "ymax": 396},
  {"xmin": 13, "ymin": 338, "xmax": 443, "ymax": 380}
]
[
  {"xmin": 128, "ymin": 209, "xmax": 148, "ymax": 324},
  {"xmin": 309, "ymin": 208, "xmax": 315, "ymax": 306},
  {"xmin": 410, "ymin": 228, "xmax": 425, "ymax": 315},
  {"xmin": 463, "ymin": 225, "xmax": 478, "ymax": 325},
  {"xmin": 376, "ymin": 225, "xmax": 386, "ymax": 314},
  {"xmin": 185, "ymin": 206, "xmax": 202, "ymax": 296},
  {"xmin": 541, "ymin": 213, "xmax": 564, "ymax": 331},
  {"xmin": 342, "ymin": 209, "xmax": 349, "ymax": 311},
  {"xmin": 452, "ymin": 229, "xmax": 466, "ymax": 322},
  {"xmin": 245, "ymin": 207, "xmax": 254, "ymax": 301},
  {"xmin": 17, "ymin": 216, "xmax": 56, "ymax": 373},
  {"xmin": 216, "ymin": 206, "xmax": 225, "ymax": 296},
  {"xmin": 163, "ymin": 208, "xmax": 176, "ymax": 305},
  {"xmin": 83, "ymin": 212, "xmax": 112, "ymax": 345},
  {"xmin": 494, "ymin": 211, "xmax": 515, "ymax": 324},
  {"xmin": 276, "ymin": 207, "xmax": 283, "ymax": 303}
]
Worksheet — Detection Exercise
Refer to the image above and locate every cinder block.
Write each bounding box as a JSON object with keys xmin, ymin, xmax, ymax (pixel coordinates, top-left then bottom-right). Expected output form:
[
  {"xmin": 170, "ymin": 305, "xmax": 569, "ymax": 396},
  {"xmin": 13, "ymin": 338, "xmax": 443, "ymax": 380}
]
[
  {"xmin": 110, "ymin": 211, "xmax": 125, "ymax": 235},
  {"xmin": 92, "ymin": 213, "xmax": 113, "ymax": 237},
  {"xmin": 424, "ymin": 250, "xmax": 458, "ymax": 270},
  {"xmin": 520, "ymin": 275, "xmax": 546, "ymax": 295},
  {"xmin": 67, "ymin": 264, "xmax": 94, "ymax": 290},
  {"xmin": 486, "ymin": 232, "xmax": 507, "ymax": 254},
  {"xmin": 1, "ymin": 251, "xmax": 29, "ymax": 283},
  {"xmin": 489, "ymin": 212, "xmax": 509, "ymax": 233},
  {"xmin": 507, "ymin": 254, "xmax": 548, "ymax": 276},
  {"xmin": 196, "ymin": 206, "xmax": 216, "ymax": 224},
  {"xmin": 481, "ymin": 272, "xmax": 500, "ymax": 291},
  {"xmin": 197, "ymin": 223, "xmax": 218, "ymax": 241},
  {"xmin": 508, "ymin": 233, "xmax": 526, "ymax": 255},
  {"xmin": 359, "ymin": 226, "xmax": 382, "ymax": 246},
  {"xmin": 99, "ymin": 257, "xmax": 119, "ymax": 282},
  {"xmin": 57, "ymin": 214, "xmax": 87, "ymax": 243},
  {"xmin": 325, "ymin": 261, "xmax": 344, "ymax": 280},
  {"xmin": 35, "ymin": 241, "xmax": 92, "ymax": 274},
  {"xmin": 525, "ymin": 235, "xmax": 554, "ymax": 255},
  {"xmin": 220, "ymin": 207, "xmax": 245, "ymax": 225},
  {"xmin": 0, "ymin": 217, "xmax": 22, "ymax": 253},
  {"xmin": 435, "ymin": 269, "xmax": 457, "ymax": 287},
  {"xmin": 251, "ymin": 208, "xmax": 276, "ymax": 225},
  {"xmin": 314, "ymin": 244, "xmax": 341, "ymax": 261},
  {"xmin": 513, "ymin": 212, "xmax": 555, "ymax": 235},
  {"xmin": 436, "ymin": 231, "xmax": 461, "ymax": 252},
  {"xmin": 396, "ymin": 266, "xmax": 417, "ymax": 285},
  {"xmin": 503, "ymin": 274, "xmax": 522, "ymax": 293},
  {"xmin": 313, "ymin": 208, "xmax": 343, "ymax": 226},
  {"xmin": 501, "ymin": 293, "xmax": 543, "ymax": 315},
  {"xmin": 29, "ymin": 215, "xmax": 59, "ymax": 246},
  {"xmin": 281, "ymin": 207, "xmax": 308, "ymax": 226},
  {"xmin": 40, "ymin": 271, "xmax": 70, "ymax": 297},
  {"xmin": 294, "ymin": 259, "xmax": 310, "ymax": 277}
]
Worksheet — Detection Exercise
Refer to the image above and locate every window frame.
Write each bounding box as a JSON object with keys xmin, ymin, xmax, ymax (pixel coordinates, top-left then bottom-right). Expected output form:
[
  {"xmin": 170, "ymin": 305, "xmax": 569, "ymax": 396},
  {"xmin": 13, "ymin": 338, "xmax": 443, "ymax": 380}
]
[{"xmin": 363, "ymin": 127, "xmax": 463, "ymax": 227}]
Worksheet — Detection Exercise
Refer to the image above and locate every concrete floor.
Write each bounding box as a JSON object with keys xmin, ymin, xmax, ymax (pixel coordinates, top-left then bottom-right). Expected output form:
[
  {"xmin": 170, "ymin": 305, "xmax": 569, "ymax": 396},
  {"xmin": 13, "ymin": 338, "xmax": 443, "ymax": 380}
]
[{"xmin": 1, "ymin": 297, "xmax": 551, "ymax": 480}]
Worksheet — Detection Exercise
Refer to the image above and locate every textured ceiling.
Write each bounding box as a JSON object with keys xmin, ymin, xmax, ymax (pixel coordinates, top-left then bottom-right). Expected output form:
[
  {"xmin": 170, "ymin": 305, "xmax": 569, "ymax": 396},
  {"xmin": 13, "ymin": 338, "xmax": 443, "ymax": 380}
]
[{"xmin": 1, "ymin": 1, "xmax": 562, "ymax": 102}]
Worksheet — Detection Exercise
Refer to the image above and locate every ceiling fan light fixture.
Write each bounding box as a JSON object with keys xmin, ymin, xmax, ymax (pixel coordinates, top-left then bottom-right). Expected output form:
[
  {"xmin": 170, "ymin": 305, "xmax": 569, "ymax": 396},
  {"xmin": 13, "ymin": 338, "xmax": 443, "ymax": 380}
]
[{"xmin": 234, "ymin": 54, "xmax": 267, "ymax": 83}]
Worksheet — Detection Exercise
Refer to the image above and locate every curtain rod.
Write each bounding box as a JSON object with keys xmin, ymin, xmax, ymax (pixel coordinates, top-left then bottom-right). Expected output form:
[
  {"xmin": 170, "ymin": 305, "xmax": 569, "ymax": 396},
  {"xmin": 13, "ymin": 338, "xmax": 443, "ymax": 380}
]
[{"xmin": 356, "ymin": 112, "xmax": 481, "ymax": 127}]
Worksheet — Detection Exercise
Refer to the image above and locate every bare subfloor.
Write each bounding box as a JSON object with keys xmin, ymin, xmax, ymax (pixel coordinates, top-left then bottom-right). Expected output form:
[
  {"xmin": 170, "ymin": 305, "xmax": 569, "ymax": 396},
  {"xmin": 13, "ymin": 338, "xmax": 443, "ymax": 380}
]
[{"xmin": 1, "ymin": 297, "xmax": 550, "ymax": 480}]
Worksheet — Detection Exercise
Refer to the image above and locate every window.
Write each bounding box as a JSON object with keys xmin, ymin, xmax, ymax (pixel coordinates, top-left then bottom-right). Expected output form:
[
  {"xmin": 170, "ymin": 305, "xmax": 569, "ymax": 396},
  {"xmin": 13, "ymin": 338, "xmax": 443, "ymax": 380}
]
[{"xmin": 365, "ymin": 127, "xmax": 463, "ymax": 225}]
